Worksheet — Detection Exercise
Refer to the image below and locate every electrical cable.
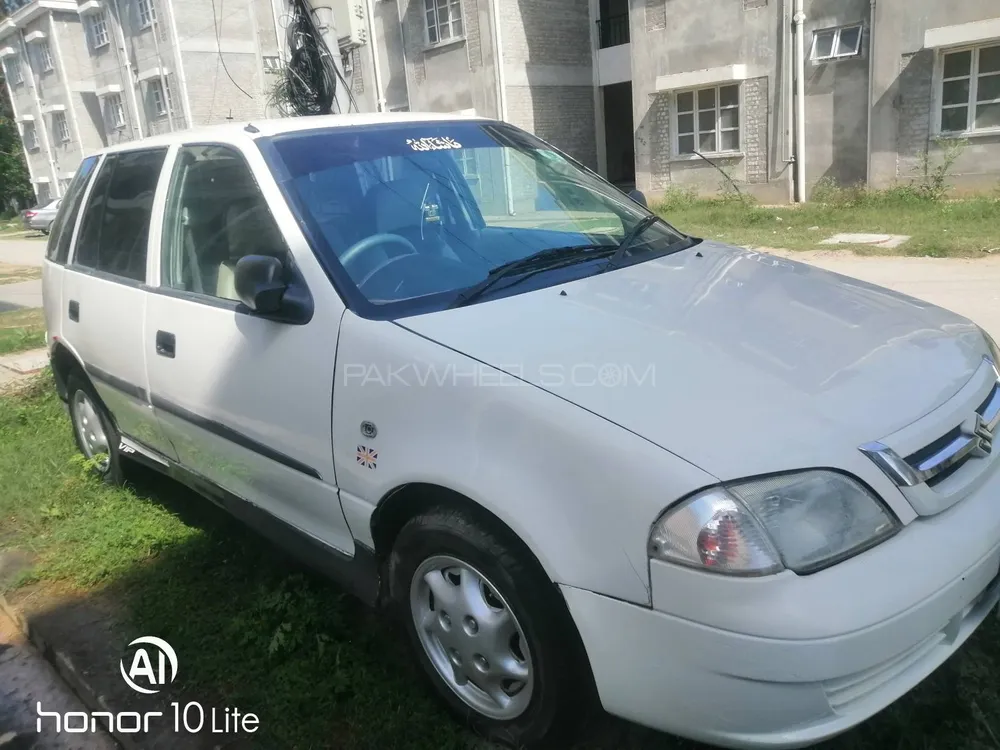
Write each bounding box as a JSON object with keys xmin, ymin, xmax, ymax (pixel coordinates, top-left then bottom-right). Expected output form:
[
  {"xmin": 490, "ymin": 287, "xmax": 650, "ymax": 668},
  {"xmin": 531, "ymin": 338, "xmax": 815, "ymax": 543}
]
[{"xmin": 211, "ymin": 0, "xmax": 254, "ymax": 100}]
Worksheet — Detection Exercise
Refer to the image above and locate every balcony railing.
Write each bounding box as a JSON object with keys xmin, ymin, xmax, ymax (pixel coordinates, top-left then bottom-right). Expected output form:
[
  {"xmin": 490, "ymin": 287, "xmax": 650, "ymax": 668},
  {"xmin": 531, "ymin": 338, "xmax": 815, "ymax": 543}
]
[{"xmin": 597, "ymin": 13, "xmax": 630, "ymax": 49}]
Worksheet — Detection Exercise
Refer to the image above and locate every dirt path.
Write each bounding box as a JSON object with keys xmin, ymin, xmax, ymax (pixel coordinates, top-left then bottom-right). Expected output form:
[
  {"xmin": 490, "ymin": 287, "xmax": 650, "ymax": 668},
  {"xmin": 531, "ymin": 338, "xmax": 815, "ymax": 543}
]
[{"xmin": 767, "ymin": 249, "xmax": 1000, "ymax": 339}]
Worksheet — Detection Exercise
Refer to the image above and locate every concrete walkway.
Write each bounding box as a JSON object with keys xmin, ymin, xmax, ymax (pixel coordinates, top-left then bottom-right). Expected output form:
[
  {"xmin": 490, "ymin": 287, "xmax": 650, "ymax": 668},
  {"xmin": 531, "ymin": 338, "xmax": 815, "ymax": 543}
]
[
  {"xmin": 0, "ymin": 349, "xmax": 48, "ymax": 391},
  {"xmin": 0, "ymin": 609, "xmax": 116, "ymax": 750}
]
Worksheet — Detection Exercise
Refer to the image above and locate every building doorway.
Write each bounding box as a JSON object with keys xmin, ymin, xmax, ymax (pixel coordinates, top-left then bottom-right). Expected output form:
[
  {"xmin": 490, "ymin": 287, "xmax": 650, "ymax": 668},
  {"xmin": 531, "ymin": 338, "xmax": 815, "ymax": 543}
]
[{"xmin": 602, "ymin": 82, "xmax": 635, "ymax": 190}]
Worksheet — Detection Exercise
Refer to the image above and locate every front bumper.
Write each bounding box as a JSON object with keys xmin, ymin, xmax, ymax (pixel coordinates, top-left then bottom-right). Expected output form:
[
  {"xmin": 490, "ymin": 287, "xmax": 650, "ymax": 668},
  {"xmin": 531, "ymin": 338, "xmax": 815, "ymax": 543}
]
[
  {"xmin": 565, "ymin": 468, "xmax": 1000, "ymax": 748},
  {"xmin": 564, "ymin": 569, "xmax": 998, "ymax": 749}
]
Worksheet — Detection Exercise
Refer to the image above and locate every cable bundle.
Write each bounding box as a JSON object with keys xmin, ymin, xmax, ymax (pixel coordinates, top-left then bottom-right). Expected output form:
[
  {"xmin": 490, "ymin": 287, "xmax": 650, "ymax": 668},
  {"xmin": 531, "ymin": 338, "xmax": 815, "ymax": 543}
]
[{"xmin": 271, "ymin": 0, "xmax": 357, "ymax": 116}]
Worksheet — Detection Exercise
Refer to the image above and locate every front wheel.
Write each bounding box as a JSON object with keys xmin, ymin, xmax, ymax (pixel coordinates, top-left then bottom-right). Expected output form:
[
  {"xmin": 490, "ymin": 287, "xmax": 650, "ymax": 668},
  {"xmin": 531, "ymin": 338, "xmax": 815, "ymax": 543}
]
[{"xmin": 389, "ymin": 507, "xmax": 592, "ymax": 747}]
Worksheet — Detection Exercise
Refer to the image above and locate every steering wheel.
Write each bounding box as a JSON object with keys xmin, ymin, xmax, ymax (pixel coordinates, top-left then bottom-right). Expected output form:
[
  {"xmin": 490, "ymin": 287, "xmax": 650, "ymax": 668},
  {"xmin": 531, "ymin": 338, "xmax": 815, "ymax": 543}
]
[{"xmin": 339, "ymin": 233, "xmax": 418, "ymax": 270}]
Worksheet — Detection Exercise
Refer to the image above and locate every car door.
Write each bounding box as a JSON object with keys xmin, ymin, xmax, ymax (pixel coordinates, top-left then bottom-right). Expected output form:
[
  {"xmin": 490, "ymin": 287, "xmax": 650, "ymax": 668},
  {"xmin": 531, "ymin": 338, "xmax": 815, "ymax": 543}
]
[
  {"xmin": 144, "ymin": 142, "xmax": 354, "ymax": 554},
  {"xmin": 61, "ymin": 148, "xmax": 177, "ymax": 457}
]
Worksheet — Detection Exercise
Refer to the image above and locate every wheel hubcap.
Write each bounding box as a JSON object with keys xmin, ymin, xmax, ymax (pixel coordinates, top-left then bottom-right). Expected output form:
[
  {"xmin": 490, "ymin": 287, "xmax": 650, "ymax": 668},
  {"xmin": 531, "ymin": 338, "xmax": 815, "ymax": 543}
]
[
  {"xmin": 71, "ymin": 390, "xmax": 110, "ymax": 472},
  {"xmin": 410, "ymin": 555, "xmax": 533, "ymax": 720}
]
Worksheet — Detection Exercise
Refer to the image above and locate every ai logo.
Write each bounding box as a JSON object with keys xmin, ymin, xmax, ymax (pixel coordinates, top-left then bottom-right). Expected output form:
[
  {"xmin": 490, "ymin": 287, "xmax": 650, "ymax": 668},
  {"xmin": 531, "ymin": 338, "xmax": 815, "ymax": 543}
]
[{"xmin": 119, "ymin": 636, "xmax": 178, "ymax": 695}]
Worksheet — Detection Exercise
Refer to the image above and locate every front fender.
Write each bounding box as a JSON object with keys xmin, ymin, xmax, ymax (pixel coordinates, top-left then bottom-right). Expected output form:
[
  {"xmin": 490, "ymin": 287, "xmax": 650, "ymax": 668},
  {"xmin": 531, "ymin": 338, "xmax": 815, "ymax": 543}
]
[{"xmin": 332, "ymin": 312, "xmax": 716, "ymax": 605}]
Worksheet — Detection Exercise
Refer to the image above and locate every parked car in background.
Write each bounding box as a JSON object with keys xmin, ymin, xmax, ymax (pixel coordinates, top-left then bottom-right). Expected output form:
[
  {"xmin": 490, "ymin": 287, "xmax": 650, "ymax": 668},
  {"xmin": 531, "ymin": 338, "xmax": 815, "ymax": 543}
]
[
  {"xmin": 41, "ymin": 114, "xmax": 1000, "ymax": 750},
  {"xmin": 22, "ymin": 199, "xmax": 61, "ymax": 234}
]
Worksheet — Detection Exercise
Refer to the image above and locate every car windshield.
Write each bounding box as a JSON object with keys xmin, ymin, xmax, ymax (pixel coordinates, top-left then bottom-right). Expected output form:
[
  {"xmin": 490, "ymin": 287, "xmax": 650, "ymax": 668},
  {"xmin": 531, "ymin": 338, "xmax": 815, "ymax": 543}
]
[{"xmin": 264, "ymin": 121, "xmax": 690, "ymax": 314}]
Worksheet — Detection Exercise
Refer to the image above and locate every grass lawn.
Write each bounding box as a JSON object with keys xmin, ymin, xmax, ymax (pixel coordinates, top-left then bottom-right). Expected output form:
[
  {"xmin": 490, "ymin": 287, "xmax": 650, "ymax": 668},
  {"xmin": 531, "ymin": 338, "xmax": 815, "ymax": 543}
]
[
  {"xmin": 0, "ymin": 308, "xmax": 46, "ymax": 355},
  {"xmin": 1, "ymin": 375, "xmax": 999, "ymax": 749},
  {"xmin": 656, "ymin": 193, "xmax": 1000, "ymax": 258}
]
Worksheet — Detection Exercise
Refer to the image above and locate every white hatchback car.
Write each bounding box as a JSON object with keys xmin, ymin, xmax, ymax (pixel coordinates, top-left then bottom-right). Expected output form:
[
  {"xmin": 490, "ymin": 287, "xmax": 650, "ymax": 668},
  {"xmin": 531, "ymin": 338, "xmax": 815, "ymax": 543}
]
[{"xmin": 42, "ymin": 114, "xmax": 1000, "ymax": 749}]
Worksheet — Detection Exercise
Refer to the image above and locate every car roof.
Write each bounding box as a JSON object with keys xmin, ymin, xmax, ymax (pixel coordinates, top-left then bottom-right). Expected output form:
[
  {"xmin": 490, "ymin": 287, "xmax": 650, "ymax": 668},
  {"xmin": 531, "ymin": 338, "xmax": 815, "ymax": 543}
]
[{"xmin": 97, "ymin": 112, "xmax": 489, "ymax": 157}]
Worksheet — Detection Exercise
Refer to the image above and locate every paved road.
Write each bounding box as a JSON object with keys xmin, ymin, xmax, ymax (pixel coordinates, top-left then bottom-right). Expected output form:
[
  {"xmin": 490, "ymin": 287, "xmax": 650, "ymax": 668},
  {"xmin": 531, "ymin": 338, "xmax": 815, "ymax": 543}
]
[
  {"xmin": 0, "ymin": 239, "xmax": 45, "ymax": 312},
  {"xmin": 0, "ymin": 239, "xmax": 44, "ymax": 269},
  {"xmin": 770, "ymin": 250, "xmax": 1000, "ymax": 339},
  {"xmin": 0, "ymin": 611, "xmax": 116, "ymax": 750},
  {"xmin": 0, "ymin": 282, "xmax": 43, "ymax": 313}
]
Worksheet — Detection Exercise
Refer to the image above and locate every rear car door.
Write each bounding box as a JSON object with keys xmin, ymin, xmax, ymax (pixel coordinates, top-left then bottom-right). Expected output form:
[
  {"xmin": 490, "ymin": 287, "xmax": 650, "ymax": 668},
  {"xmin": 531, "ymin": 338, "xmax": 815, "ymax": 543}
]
[
  {"xmin": 62, "ymin": 148, "xmax": 176, "ymax": 456},
  {"xmin": 144, "ymin": 142, "xmax": 354, "ymax": 554}
]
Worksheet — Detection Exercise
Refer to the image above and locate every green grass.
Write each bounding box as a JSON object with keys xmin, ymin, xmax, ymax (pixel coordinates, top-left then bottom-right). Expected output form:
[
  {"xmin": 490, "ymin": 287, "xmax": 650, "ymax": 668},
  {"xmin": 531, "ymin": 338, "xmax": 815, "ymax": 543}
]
[
  {"xmin": 656, "ymin": 189, "xmax": 1000, "ymax": 258},
  {"xmin": 1, "ymin": 376, "xmax": 999, "ymax": 749},
  {"xmin": 0, "ymin": 308, "xmax": 46, "ymax": 355}
]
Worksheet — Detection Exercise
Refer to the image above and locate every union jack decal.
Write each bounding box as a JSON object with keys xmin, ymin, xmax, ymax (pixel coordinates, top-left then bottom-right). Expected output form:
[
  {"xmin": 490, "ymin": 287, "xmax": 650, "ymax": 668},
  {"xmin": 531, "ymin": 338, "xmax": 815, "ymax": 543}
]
[{"xmin": 357, "ymin": 445, "xmax": 378, "ymax": 470}]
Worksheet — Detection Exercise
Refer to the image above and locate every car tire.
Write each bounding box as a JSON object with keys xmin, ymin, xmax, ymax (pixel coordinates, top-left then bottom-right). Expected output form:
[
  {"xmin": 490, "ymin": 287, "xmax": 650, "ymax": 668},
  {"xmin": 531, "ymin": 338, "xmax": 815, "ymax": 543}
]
[
  {"xmin": 66, "ymin": 372, "xmax": 125, "ymax": 486},
  {"xmin": 389, "ymin": 506, "xmax": 592, "ymax": 748}
]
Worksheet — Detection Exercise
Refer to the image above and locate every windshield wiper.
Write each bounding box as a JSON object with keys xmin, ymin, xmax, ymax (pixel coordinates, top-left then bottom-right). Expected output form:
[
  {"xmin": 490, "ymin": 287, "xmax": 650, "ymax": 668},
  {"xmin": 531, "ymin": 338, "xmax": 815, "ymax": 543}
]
[
  {"xmin": 451, "ymin": 244, "xmax": 616, "ymax": 308},
  {"xmin": 607, "ymin": 214, "xmax": 661, "ymax": 269}
]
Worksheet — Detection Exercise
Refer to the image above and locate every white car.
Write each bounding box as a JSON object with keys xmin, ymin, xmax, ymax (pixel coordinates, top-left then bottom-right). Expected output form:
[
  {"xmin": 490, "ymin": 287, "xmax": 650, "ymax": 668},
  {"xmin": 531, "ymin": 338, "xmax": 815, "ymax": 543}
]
[{"xmin": 41, "ymin": 114, "xmax": 1000, "ymax": 749}]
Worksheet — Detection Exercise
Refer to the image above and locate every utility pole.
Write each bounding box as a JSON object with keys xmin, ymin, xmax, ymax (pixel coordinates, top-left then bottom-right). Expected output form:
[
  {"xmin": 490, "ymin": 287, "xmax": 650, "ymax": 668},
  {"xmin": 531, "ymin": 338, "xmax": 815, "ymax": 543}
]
[{"xmin": 302, "ymin": 0, "xmax": 352, "ymax": 114}]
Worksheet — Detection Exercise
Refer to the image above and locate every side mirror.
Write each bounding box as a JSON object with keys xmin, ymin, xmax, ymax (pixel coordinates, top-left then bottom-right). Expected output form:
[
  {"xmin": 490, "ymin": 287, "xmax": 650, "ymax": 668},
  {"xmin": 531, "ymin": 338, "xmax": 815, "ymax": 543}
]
[
  {"xmin": 234, "ymin": 255, "xmax": 287, "ymax": 314},
  {"xmin": 628, "ymin": 189, "xmax": 649, "ymax": 208}
]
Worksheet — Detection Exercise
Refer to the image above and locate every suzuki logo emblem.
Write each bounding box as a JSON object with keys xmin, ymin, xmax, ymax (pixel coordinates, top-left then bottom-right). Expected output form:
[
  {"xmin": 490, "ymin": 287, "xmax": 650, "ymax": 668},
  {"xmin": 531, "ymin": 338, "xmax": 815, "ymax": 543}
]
[{"xmin": 974, "ymin": 414, "xmax": 994, "ymax": 455}]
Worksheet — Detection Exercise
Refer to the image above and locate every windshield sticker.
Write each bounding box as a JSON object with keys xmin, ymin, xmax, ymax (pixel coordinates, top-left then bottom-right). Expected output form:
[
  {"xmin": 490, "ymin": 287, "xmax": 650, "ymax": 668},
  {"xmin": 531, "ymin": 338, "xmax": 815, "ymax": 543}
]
[{"xmin": 406, "ymin": 137, "xmax": 462, "ymax": 152}]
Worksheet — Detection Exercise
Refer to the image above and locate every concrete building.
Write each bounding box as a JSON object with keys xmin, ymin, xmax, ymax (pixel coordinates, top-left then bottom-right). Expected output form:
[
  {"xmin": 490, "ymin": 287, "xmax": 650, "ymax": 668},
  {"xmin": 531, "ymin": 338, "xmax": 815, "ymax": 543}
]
[
  {"xmin": 0, "ymin": 0, "xmax": 286, "ymax": 203},
  {"xmin": 6, "ymin": 0, "xmax": 999, "ymax": 204},
  {"xmin": 352, "ymin": 0, "xmax": 1000, "ymax": 202}
]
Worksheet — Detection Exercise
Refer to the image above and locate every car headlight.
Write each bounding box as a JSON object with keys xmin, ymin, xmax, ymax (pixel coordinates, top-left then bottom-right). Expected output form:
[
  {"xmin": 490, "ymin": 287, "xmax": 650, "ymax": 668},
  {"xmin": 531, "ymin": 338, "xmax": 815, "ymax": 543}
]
[
  {"xmin": 649, "ymin": 470, "xmax": 900, "ymax": 576},
  {"xmin": 981, "ymin": 327, "xmax": 1000, "ymax": 367}
]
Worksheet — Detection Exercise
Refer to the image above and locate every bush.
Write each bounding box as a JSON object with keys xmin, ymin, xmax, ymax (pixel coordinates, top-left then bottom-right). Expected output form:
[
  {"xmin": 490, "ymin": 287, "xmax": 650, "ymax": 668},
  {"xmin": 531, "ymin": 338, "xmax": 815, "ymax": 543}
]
[{"xmin": 653, "ymin": 186, "xmax": 699, "ymax": 212}]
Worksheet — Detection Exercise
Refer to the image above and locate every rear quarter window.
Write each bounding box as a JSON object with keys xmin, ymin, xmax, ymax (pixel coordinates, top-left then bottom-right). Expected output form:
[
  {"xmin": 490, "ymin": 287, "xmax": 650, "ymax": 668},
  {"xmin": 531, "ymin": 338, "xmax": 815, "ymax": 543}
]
[
  {"xmin": 46, "ymin": 155, "xmax": 100, "ymax": 264},
  {"xmin": 73, "ymin": 148, "xmax": 168, "ymax": 282}
]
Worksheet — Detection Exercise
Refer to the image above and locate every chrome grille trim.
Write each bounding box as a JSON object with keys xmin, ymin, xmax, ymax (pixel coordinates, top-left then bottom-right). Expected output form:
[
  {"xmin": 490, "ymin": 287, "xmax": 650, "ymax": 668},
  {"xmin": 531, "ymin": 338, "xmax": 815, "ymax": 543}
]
[{"xmin": 860, "ymin": 360, "xmax": 999, "ymax": 488}]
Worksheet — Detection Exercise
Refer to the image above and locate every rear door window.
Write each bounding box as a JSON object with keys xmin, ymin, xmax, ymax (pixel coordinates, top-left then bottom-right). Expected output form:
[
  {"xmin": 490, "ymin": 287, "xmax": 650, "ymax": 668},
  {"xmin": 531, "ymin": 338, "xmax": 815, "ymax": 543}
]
[
  {"xmin": 73, "ymin": 148, "xmax": 168, "ymax": 282},
  {"xmin": 46, "ymin": 155, "xmax": 100, "ymax": 264}
]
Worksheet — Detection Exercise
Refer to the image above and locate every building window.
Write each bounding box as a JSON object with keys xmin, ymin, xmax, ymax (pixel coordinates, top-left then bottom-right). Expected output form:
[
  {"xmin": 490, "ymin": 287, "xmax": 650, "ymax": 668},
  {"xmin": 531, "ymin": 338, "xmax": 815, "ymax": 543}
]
[
  {"xmin": 137, "ymin": 0, "xmax": 156, "ymax": 28},
  {"xmin": 6, "ymin": 56, "xmax": 23, "ymax": 85},
  {"xmin": 940, "ymin": 44, "xmax": 1000, "ymax": 134},
  {"xmin": 105, "ymin": 92, "xmax": 125, "ymax": 129},
  {"xmin": 86, "ymin": 12, "xmax": 111, "ymax": 49},
  {"xmin": 22, "ymin": 122, "xmax": 38, "ymax": 150},
  {"xmin": 675, "ymin": 84, "xmax": 741, "ymax": 156},
  {"xmin": 811, "ymin": 25, "xmax": 863, "ymax": 61},
  {"xmin": 262, "ymin": 55, "xmax": 281, "ymax": 73},
  {"xmin": 149, "ymin": 78, "xmax": 172, "ymax": 117},
  {"xmin": 424, "ymin": 0, "xmax": 463, "ymax": 45},
  {"xmin": 37, "ymin": 41, "xmax": 54, "ymax": 72},
  {"xmin": 456, "ymin": 148, "xmax": 478, "ymax": 179},
  {"xmin": 53, "ymin": 111, "xmax": 70, "ymax": 142}
]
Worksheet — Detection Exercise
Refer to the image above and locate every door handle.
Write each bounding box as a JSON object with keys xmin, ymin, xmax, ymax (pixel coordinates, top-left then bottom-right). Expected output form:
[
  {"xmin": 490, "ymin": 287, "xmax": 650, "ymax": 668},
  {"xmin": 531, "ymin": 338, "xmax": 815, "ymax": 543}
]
[
  {"xmin": 155, "ymin": 330, "xmax": 176, "ymax": 358},
  {"xmin": 68, "ymin": 300, "xmax": 79, "ymax": 322}
]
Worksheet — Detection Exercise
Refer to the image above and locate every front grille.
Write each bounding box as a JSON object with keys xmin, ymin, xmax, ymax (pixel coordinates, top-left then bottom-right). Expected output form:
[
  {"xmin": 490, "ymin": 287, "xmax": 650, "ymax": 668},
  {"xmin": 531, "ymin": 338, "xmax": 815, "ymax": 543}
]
[{"xmin": 861, "ymin": 361, "xmax": 999, "ymax": 490}]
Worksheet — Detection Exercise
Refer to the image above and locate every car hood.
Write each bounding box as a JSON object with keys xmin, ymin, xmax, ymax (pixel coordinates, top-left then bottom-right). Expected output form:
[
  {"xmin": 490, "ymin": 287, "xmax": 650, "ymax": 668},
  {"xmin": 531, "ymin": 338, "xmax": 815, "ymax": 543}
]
[{"xmin": 396, "ymin": 242, "xmax": 986, "ymax": 479}]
